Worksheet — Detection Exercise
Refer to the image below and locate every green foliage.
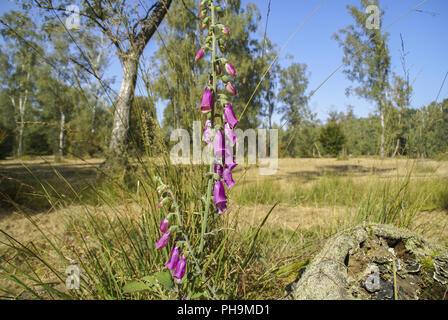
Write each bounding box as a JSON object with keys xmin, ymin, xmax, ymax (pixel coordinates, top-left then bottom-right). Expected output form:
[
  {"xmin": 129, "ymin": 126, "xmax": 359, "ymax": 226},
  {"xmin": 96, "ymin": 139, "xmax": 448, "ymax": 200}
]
[
  {"xmin": 333, "ymin": 0, "xmax": 391, "ymax": 157},
  {"xmin": 319, "ymin": 121, "xmax": 346, "ymax": 157},
  {"xmin": 277, "ymin": 63, "xmax": 313, "ymax": 157}
]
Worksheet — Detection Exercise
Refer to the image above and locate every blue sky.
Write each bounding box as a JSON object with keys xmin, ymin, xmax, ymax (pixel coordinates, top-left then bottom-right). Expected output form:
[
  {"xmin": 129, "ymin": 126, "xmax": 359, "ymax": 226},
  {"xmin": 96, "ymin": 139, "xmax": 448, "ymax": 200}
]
[
  {"xmin": 248, "ymin": 0, "xmax": 448, "ymax": 123},
  {"xmin": 1, "ymin": 0, "xmax": 447, "ymax": 124}
]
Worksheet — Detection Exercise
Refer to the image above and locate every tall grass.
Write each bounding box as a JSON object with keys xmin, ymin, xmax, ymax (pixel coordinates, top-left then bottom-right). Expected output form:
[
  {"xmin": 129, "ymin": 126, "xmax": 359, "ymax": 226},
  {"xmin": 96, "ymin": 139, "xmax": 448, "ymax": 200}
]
[
  {"xmin": 233, "ymin": 175, "xmax": 448, "ymax": 213},
  {"xmin": 0, "ymin": 150, "xmax": 279, "ymax": 299},
  {"xmin": 2, "ymin": 153, "xmax": 447, "ymax": 299}
]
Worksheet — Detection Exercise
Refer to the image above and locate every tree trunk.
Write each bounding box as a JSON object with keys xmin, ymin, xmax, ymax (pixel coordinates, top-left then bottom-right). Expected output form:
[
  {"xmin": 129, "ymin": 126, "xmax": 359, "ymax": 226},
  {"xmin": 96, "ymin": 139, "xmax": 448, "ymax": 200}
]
[
  {"xmin": 380, "ymin": 109, "xmax": 385, "ymax": 158},
  {"xmin": 59, "ymin": 111, "xmax": 65, "ymax": 158},
  {"xmin": 17, "ymin": 96, "xmax": 27, "ymax": 158},
  {"xmin": 392, "ymin": 138, "xmax": 400, "ymax": 158},
  {"xmin": 109, "ymin": 57, "xmax": 139, "ymax": 156},
  {"xmin": 18, "ymin": 117, "xmax": 24, "ymax": 158},
  {"xmin": 104, "ymin": 0, "xmax": 172, "ymax": 163},
  {"xmin": 391, "ymin": 112, "xmax": 402, "ymax": 158}
]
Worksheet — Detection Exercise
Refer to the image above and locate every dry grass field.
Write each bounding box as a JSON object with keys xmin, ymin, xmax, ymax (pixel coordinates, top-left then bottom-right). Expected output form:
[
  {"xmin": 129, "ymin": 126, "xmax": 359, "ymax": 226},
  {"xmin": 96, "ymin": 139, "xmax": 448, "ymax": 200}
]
[
  {"xmin": 231, "ymin": 158, "xmax": 448, "ymax": 236},
  {"xmin": 1, "ymin": 157, "xmax": 447, "ymax": 245},
  {"xmin": 0, "ymin": 156, "xmax": 447, "ymax": 299}
]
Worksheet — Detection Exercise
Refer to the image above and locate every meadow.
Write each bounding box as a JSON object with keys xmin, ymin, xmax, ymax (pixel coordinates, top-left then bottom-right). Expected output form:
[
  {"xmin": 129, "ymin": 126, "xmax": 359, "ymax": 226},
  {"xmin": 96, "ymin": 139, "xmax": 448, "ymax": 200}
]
[{"xmin": 1, "ymin": 156, "xmax": 447, "ymax": 299}]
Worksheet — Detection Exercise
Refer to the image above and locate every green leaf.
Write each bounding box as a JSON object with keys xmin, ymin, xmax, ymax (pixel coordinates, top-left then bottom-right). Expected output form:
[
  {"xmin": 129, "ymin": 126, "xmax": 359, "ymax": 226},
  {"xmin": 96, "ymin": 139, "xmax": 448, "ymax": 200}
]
[
  {"xmin": 155, "ymin": 271, "xmax": 174, "ymax": 290},
  {"xmin": 141, "ymin": 275, "xmax": 157, "ymax": 286},
  {"xmin": 122, "ymin": 281, "xmax": 151, "ymax": 293}
]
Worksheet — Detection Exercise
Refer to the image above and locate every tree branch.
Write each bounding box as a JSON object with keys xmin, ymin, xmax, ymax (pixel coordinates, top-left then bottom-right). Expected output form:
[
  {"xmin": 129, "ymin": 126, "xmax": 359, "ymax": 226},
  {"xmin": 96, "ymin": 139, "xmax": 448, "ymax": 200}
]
[{"xmin": 133, "ymin": 0, "xmax": 173, "ymax": 57}]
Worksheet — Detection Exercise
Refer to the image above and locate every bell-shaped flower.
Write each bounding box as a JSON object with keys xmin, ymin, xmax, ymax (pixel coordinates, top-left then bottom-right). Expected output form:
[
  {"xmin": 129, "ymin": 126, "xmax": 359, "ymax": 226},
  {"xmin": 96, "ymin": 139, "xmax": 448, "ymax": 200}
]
[
  {"xmin": 227, "ymin": 162, "xmax": 238, "ymax": 171},
  {"xmin": 165, "ymin": 246, "xmax": 180, "ymax": 271},
  {"xmin": 224, "ymin": 123, "xmax": 237, "ymax": 147},
  {"xmin": 201, "ymin": 88, "xmax": 213, "ymax": 114},
  {"xmin": 195, "ymin": 48, "xmax": 205, "ymax": 62},
  {"xmin": 156, "ymin": 230, "xmax": 171, "ymax": 249},
  {"xmin": 159, "ymin": 217, "xmax": 169, "ymax": 233},
  {"xmin": 214, "ymin": 162, "xmax": 223, "ymax": 176},
  {"xmin": 173, "ymin": 256, "xmax": 186, "ymax": 283},
  {"xmin": 224, "ymin": 103, "xmax": 239, "ymax": 129},
  {"xmin": 213, "ymin": 180, "xmax": 227, "ymax": 214},
  {"xmin": 224, "ymin": 146, "xmax": 237, "ymax": 169},
  {"xmin": 225, "ymin": 82, "xmax": 237, "ymax": 96},
  {"xmin": 203, "ymin": 120, "xmax": 212, "ymax": 144},
  {"xmin": 225, "ymin": 62, "xmax": 236, "ymax": 77},
  {"xmin": 222, "ymin": 27, "xmax": 230, "ymax": 36},
  {"xmin": 213, "ymin": 130, "xmax": 225, "ymax": 159},
  {"xmin": 223, "ymin": 167, "xmax": 236, "ymax": 188}
]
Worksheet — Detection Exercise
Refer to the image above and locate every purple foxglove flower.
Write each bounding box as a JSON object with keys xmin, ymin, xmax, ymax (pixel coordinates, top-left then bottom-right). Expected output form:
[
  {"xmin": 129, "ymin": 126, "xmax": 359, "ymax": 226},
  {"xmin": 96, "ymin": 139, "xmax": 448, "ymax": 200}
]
[
  {"xmin": 222, "ymin": 27, "xmax": 230, "ymax": 36},
  {"xmin": 223, "ymin": 167, "xmax": 236, "ymax": 188},
  {"xmin": 156, "ymin": 230, "xmax": 170, "ymax": 249},
  {"xmin": 158, "ymin": 202, "xmax": 163, "ymax": 208},
  {"xmin": 226, "ymin": 82, "xmax": 237, "ymax": 96},
  {"xmin": 224, "ymin": 146, "xmax": 236, "ymax": 168},
  {"xmin": 224, "ymin": 103, "xmax": 239, "ymax": 129},
  {"xmin": 203, "ymin": 120, "xmax": 212, "ymax": 144},
  {"xmin": 214, "ymin": 162, "xmax": 223, "ymax": 176},
  {"xmin": 165, "ymin": 246, "xmax": 180, "ymax": 271},
  {"xmin": 227, "ymin": 162, "xmax": 238, "ymax": 171},
  {"xmin": 173, "ymin": 256, "xmax": 186, "ymax": 283},
  {"xmin": 224, "ymin": 123, "xmax": 237, "ymax": 147},
  {"xmin": 201, "ymin": 88, "xmax": 213, "ymax": 114},
  {"xmin": 195, "ymin": 48, "xmax": 205, "ymax": 62},
  {"xmin": 159, "ymin": 217, "xmax": 169, "ymax": 233},
  {"xmin": 213, "ymin": 180, "xmax": 227, "ymax": 214},
  {"xmin": 213, "ymin": 130, "xmax": 225, "ymax": 159},
  {"xmin": 225, "ymin": 62, "xmax": 236, "ymax": 77}
]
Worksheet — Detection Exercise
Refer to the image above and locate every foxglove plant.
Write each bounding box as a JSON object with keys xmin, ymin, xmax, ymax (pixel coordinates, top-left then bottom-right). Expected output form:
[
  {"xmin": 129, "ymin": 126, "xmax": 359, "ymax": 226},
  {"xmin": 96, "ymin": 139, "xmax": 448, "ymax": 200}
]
[
  {"xmin": 196, "ymin": 0, "xmax": 240, "ymax": 257},
  {"xmin": 154, "ymin": 0, "xmax": 239, "ymax": 299}
]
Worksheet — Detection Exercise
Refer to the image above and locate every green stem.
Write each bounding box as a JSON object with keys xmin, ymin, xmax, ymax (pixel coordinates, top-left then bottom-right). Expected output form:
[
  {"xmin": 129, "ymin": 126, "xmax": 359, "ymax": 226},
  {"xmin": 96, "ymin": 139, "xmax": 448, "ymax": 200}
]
[
  {"xmin": 198, "ymin": 1, "xmax": 217, "ymax": 257},
  {"xmin": 166, "ymin": 187, "xmax": 216, "ymax": 298}
]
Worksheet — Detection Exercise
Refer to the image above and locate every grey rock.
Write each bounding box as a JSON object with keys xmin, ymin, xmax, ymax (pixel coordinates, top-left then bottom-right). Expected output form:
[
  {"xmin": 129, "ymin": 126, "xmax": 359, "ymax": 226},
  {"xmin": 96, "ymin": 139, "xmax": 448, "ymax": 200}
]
[{"xmin": 287, "ymin": 223, "xmax": 448, "ymax": 300}]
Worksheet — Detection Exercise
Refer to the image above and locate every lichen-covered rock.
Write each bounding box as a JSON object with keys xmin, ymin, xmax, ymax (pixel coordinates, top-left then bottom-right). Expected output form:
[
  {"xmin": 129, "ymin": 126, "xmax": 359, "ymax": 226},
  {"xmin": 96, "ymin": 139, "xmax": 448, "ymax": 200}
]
[{"xmin": 286, "ymin": 223, "xmax": 448, "ymax": 300}]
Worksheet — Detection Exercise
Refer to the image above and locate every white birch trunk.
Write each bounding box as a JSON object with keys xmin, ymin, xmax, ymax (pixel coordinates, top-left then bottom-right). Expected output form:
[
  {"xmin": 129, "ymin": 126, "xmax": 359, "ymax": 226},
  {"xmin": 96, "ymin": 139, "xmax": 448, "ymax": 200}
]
[
  {"xmin": 59, "ymin": 111, "xmax": 65, "ymax": 158},
  {"xmin": 109, "ymin": 57, "xmax": 139, "ymax": 155}
]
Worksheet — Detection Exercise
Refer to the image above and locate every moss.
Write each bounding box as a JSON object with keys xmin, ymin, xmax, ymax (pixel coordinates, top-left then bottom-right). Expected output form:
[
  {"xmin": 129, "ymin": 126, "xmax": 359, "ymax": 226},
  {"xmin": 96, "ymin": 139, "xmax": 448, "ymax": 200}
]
[{"xmin": 419, "ymin": 257, "xmax": 435, "ymax": 274}]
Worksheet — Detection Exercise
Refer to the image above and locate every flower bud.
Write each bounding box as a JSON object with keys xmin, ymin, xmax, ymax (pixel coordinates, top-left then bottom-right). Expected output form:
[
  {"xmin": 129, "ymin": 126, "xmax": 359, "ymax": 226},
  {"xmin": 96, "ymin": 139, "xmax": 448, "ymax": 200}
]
[
  {"xmin": 195, "ymin": 48, "xmax": 205, "ymax": 62},
  {"xmin": 159, "ymin": 217, "xmax": 169, "ymax": 233},
  {"xmin": 165, "ymin": 246, "xmax": 180, "ymax": 271},
  {"xmin": 224, "ymin": 103, "xmax": 239, "ymax": 129},
  {"xmin": 225, "ymin": 62, "xmax": 236, "ymax": 77},
  {"xmin": 156, "ymin": 230, "xmax": 171, "ymax": 249},
  {"xmin": 225, "ymin": 82, "xmax": 237, "ymax": 96}
]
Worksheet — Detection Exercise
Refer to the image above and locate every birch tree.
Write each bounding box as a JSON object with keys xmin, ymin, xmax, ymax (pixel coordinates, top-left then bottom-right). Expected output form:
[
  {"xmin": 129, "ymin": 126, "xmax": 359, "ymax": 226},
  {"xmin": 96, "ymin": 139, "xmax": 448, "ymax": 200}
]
[
  {"xmin": 333, "ymin": 0, "xmax": 391, "ymax": 158},
  {"xmin": 32, "ymin": 0, "xmax": 173, "ymax": 161},
  {"xmin": 0, "ymin": 10, "xmax": 41, "ymax": 157}
]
